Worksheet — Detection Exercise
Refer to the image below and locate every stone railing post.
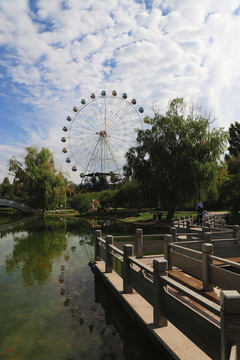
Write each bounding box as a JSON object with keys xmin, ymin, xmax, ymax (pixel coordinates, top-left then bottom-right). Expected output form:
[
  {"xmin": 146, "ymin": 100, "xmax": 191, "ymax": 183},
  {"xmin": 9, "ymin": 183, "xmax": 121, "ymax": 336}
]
[
  {"xmin": 136, "ymin": 228, "xmax": 143, "ymax": 258},
  {"xmin": 153, "ymin": 259, "xmax": 168, "ymax": 327},
  {"xmin": 202, "ymin": 215, "xmax": 207, "ymax": 228},
  {"xmin": 164, "ymin": 234, "xmax": 172, "ymax": 270},
  {"xmin": 123, "ymin": 244, "xmax": 133, "ymax": 294},
  {"xmin": 95, "ymin": 229, "xmax": 102, "ymax": 261},
  {"xmin": 206, "ymin": 221, "xmax": 212, "ymax": 230},
  {"xmin": 105, "ymin": 235, "xmax": 113, "ymax": 273},
  {"xmin": 182, "ymin": 216, "xmax": 185, "ymax": 228},
  {"xmin": 186, "ymin": 219, "xmax": 191, "ymax": 232},
  {"xmin": 171, "ymin": 218, "xmax": 175, "ymax": 227},
  {"xmin": 233, "ymin": 225, "xmax": 240, "ymax": 245},
  {"xmin": 221, "ymin": 219, "xmax": 226, "ymax": 230},
  {"xmin": 203, "ymin": 231, "xmax": 212, "ymax": 243},
  {"xmin": 202, "ymin": 226, "xmax": 211, "ymax": 238},
  {"xmin": 220, "ymin": 290, "xmax": 240, "ymax": 360},
  {"xmin": 190, "ymin": 215, "xmax": 194, "ymax": 225},
  {"xmin": 186, "ymin": 219, "xmax": 191, "ymax": 236},
  {"xmin": 210, "ymin": 215, "xmax": 214, "ymax": 226},
  {"xmin": 170, "ymin": 227, "xmax": 177, "ymax": 242},
  {"xmin": 202, "ymin": 243, "xmax": 214, "ymax": 291}
]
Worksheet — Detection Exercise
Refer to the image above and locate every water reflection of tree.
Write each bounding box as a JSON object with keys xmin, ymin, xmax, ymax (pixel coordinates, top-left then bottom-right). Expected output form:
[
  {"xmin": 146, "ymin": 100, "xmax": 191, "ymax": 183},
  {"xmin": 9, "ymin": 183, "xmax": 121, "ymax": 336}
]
[
  {"xmin": 5, "ymin": 218, "xmax": 68, "ymax": 286},
  {"xmin": 4, "ymin": 216, "xmax": 139, "ymax": 286},
  {"xmin": 65, "ymin": 217, "xmax": 93, "ymax": 236}
]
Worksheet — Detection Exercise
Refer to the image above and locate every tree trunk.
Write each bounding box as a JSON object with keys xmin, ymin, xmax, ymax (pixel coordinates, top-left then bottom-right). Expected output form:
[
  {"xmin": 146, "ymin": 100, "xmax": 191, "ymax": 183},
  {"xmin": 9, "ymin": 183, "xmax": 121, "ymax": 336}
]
[{"xmin": 167, "ymin": 208, "xmax": 175, "ymax": 222}]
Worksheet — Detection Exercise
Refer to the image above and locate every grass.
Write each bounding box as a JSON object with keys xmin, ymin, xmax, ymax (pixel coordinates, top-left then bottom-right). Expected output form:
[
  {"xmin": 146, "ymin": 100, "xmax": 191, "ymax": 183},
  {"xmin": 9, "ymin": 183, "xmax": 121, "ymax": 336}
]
[
  {"xmin": 124, "ymin": 211, "xmax": 164, "ymax": 222},
  {"xmin": 123, "ymin": 210, "xmax": 196, "ymax": 223}
]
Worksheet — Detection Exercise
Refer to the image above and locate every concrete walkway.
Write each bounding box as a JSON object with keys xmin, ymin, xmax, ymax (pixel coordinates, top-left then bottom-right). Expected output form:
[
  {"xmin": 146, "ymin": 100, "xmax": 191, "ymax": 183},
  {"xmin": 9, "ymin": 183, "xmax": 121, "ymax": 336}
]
[{"xmin": 93, "ymin": 260, "xmax": 211, "ymax": 360}]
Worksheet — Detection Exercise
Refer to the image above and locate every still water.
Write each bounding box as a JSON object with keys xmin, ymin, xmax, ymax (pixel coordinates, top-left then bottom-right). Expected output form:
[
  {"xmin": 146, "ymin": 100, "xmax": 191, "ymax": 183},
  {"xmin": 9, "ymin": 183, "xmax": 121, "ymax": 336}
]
[{"xmin": 0, "ymin": 216, "xmax": 164, "ymax": 360}]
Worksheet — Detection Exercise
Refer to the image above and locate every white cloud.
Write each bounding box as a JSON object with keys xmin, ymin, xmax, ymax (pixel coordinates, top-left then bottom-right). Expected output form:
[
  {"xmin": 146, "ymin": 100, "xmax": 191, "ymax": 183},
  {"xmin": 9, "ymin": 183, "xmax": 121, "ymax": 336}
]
[{"xmin": 1, "ymin": 0, "xmax": 240, "ymax": 182}]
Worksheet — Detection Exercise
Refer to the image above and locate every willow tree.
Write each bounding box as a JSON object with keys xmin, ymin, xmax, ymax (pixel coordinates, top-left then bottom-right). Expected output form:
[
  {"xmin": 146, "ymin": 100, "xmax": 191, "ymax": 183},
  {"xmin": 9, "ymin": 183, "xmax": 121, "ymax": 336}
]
[
  {"xmin": 124, "ymin": 98, "xmax": 228, "ymax": 220},
  {"xmin": 9, "ymin": 146, "xmax": 67, "ymax": 211}
]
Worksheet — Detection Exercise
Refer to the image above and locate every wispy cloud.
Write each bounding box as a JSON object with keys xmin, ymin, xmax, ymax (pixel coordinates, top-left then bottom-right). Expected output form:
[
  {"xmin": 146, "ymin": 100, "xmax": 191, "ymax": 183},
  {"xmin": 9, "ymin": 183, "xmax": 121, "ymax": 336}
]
[{"xmin": 1, "ymin": 0, "xmax": 240, "ymax": 182}]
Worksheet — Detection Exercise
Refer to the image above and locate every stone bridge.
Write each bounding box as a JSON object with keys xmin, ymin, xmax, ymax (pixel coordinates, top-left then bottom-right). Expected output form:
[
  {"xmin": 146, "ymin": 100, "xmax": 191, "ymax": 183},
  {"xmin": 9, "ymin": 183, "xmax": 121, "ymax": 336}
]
[{"xmin": 0, "ymin": 198, "xmax": 37, "ymax": 214}]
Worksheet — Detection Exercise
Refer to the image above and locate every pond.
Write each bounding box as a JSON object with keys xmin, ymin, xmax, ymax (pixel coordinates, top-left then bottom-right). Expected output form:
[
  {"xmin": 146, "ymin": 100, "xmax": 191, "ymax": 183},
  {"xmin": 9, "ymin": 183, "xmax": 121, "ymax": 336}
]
[{"xmin": 0, "ymin": 216, "xmax": 168, "ymax": 360}]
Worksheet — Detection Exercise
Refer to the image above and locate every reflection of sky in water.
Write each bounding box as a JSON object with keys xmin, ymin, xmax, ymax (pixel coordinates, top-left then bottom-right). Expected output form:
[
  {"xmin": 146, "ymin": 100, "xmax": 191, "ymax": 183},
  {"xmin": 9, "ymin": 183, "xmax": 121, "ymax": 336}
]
[
  {"xmin": 0, "ymin": 217, "xmax": 125, "ymax": 360},
  {"xmin": 0, "ymin": 234, "xmax": 14, "ymax": 266},
  {"xmin": 0, "ymin": 216, "xmax": 167, "ymax": 360}
]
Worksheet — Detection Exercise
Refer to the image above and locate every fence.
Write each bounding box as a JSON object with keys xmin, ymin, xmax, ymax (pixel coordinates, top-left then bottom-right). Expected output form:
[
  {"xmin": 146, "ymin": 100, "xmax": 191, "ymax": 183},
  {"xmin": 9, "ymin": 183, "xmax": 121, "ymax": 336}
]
[
  {"xmin": 112, "ymin": 229, "xmax": 166, "ymax": 256},
  {"xmin": 164, "ymin": 235, "xmax": 240, "ymax": 292},
  {"xmin": 94, "ymin": 229, "xmax": 240, "ymax": 360},
  {"xmin": 170, "ymin": 224, "xmax": 240, "ymax": 242},
  {"xmin": 171, "ymin": 214, "xmax": 228, "ymax": 230}
]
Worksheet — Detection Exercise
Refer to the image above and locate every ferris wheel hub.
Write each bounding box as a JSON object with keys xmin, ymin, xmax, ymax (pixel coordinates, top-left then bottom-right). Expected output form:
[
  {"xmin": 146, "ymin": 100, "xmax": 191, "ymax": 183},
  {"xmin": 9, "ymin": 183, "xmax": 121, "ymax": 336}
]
[{"xmin": 99, "ymin": 130, "xmax": 107, "ymax": 138}]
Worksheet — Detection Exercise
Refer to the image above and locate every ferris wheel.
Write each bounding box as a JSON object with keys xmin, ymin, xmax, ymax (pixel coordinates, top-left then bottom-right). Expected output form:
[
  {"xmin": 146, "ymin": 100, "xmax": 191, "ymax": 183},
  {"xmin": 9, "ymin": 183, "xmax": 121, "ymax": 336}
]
[{"xmin": 61, "ymin": 90, "xmax": 144, "ymax": 181}]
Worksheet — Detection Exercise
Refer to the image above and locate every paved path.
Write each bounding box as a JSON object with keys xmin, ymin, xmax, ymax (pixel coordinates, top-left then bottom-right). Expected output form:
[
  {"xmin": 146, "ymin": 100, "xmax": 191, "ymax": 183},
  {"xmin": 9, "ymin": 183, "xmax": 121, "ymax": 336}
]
[{"xmin": 93, "ymin": 260, "xmax": 211, "ymax": 360}]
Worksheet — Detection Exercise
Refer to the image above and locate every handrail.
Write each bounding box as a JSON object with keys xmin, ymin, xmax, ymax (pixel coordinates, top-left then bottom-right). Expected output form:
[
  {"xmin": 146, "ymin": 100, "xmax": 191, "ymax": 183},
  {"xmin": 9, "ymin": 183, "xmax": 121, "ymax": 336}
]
[
  {"xmin": 143, "ymin": 234, "xmax": 165, "ymax": 238},
  {"xmin": 161, "ymin": 275, "xmax": 221, "ymax": 316},
  {"xmin": 173, "ymin": 238, "xmax": 239, "ymax": 246},
  {"xmin": 212, "ymin": 238, "xmax": 240, "ymax": 243},
  {"xmin": 176, "ymin": 232, "xmax": 203, "ymax": 237},
  {"xmin": 109, "ymin": 243, "xmax": 124, "ymax": 256},
  {"xmin": 170, "ymin": 243, "xmax": 202, "ymax": 256},
  {"xmin": 229, "ymin": 344, "xmax": 237, "ymax": 360},
  {"xmin": 114, "ymin": 235, "xmax": 135, "ymax": 239},
  {"xmin": 128, "ymin": 256, "xmax": 154, "ymax": 273},
  {"xmin": 175, "ymin": 240, "xmax": 203, "ymax": 245},
  {"xmin": 210, "ymin": 255, "xmax": 240, "ymax": 269},
  {"xmin": 211, "ymin": 230, "xmax": 234, "ymax": 234},
  {"xmin": 97, "ymin": 236, "xmax": 106, "ymax": 245}
]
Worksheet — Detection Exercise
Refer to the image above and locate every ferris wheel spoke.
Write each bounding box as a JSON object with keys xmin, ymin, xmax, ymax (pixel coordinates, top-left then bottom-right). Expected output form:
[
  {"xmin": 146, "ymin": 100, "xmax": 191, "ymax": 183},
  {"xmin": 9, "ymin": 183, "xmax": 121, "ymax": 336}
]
[
  {"xmin": 82, "ymin": 139, "xmax": 104, "ymax": 174},
  {"xmin": 74, "ymin": 113, "xmax": 99, "ymax": 132},
  {"xmin": 107, "ymin": 112, "xmax": 141, "ymax": 134},
  {"xmin": 107, "ymin": 120, "xmax": 138, "ymax": 136},
  {"xmin": 109, "ymin": 132, "xmax": 137, "ymax": 142},
  {"xmin": 70, "ymin": 129, "xmax": 96, "ymax": 139},
  {"xmin": 72, "ymin": 137, "xmax": 98, "ymax": 156},
  {"xmin": 104, "ymin": 97, "xmax": 123, "ymax": 125},
  {"xmin": 83, "ymin": 101, "xmax": 106, "ymax": 130},
  {"xmin": 73, "ymin": 150, "xmax": 96, "ymax": 172},
  {"xmin": 107, "ymin": 101, "xmax": 135, "ymax": 128},
  {"xmin": 106, "ymin": 137, "xmax": 132, "ymax": 157},
  {"xmin": 70, "ymin": 131, "xmax": 96, "ymax": 142},
  {"xmin": 75, "ymin": 103, "xmax": 105, "ymax": 131},
  {"xmin": 69, "ymin": 134, "xmax": 96, "ymax": 149},
  {"xmin": 110, "ymin": 136, "xmax": 137, "ymax": 150},
  {"xmin": 108, "ymin": 128, "xmax": 138, "ymax": 143},
  {"xmin": 70, "ymin": 136, "xmax": 98, "ymax": 158},
  {"xmin": 104, "ymin": 140, "xmax": 122, "ymax": 175}
]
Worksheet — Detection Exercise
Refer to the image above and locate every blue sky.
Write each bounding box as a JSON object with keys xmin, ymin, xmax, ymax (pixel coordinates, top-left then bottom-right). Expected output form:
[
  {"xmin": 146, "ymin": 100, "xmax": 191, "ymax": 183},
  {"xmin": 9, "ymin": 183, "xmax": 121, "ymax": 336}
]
[{"xmin": 1, "ymin": 0, "xmax": 240, "ymax": 183}]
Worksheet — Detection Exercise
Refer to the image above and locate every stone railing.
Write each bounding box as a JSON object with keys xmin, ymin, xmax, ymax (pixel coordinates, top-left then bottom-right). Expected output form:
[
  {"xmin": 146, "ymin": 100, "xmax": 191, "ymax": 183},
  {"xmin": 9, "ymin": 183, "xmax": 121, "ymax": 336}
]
[
  {"xmin": 163, "ymin": 234, "xmax": 240, "ymax": 293},
  {"xmin": 94, "ymin": 229, "xmax": 240, "ymax": 360}
]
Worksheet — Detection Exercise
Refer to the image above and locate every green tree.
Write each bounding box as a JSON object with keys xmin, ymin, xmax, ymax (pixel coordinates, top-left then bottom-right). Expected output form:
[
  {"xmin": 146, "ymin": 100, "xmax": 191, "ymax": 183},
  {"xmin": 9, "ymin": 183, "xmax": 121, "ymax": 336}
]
[
  {"xmin": 90, "ymin": 175, "xmax": 97, "ymax": 187},
  {"xmin": 99, "ymin": 190, "xmax": 115, "ymax": 209},
  {"xmin": 9, "ymin": 146, "xmax": 67, "ymax": 211},
  {"xmin": 68, "ymin": 194, "xmax": 92, "ymax": 213},
  {"xmin": 0, "ymin": 177, "xmax": 13, "ymax": 198},
  {"xmin": 110, "ymin": 172, "xmax": 119, "ymax": 183},
  {"xmin": 114, "ymin": 180, "xmax": 145, "ymax": 210},
  {"xmin": 227, "ymin": 121, "xmax": 240, "ymax": 158},
  {"xmin": 98, "ymin": 174, "xmax": 107, "ymax": 189},
  {"xmin": 125, "ymin": 98, "xmax": 228, "ymax": 220},
  {"xmin": 219, "ymin": 155, "xmax": 240, "ymax": 214}
]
